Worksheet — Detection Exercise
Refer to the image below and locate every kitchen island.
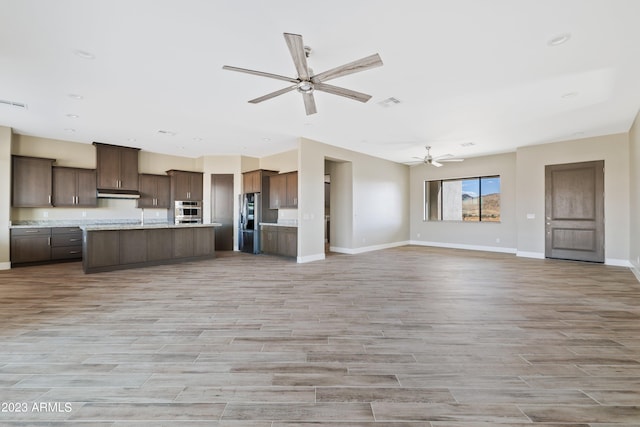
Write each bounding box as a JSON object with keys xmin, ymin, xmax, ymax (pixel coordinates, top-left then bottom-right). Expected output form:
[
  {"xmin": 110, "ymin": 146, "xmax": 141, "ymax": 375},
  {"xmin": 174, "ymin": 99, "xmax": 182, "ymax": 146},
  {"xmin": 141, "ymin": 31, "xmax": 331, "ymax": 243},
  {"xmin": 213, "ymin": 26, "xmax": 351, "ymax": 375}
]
[{"xmin": 81, "ymin": 223, "xmax": 220, "ymax": 273}]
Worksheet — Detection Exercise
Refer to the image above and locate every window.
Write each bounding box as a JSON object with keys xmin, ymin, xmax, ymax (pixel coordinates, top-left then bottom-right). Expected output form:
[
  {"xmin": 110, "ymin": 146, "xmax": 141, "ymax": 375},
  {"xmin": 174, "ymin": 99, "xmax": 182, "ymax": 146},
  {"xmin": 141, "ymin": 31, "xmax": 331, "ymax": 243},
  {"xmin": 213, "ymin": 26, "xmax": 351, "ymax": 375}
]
[{"xmin": 424, "ymin": 176, "xmax": 500, "ymax": 222}]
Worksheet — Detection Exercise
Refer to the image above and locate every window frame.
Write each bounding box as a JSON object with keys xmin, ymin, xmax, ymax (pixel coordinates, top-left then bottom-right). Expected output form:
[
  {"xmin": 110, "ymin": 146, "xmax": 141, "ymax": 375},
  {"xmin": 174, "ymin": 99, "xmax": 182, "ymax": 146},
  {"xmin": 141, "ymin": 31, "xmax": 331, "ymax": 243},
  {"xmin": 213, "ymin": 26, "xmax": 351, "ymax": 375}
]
[{"xmin": 423, "ymin": 175, "xmax": 501, "ymax": 222}]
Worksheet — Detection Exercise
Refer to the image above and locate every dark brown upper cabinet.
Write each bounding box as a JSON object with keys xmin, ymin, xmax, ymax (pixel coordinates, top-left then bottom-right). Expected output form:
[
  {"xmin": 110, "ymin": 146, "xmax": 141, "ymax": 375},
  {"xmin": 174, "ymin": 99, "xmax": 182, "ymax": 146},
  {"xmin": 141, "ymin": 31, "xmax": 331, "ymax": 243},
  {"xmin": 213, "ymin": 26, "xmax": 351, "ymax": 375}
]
[
  {"xmin": 52, "ymin": 166, "xmax": 97, "ymax": 207},
  {"xmin": 138, "ymin": 174, "xmax": 171, "ymax": 208},
  {"xmin": 12, "ymin": 155, "xmax": 55, "ymax": 207},
  {"xmin": 269, "ymin": 171, "xmax": 298, "ymax": 209},
  {"xmin": 242, "ymin": 170, "xmax": 262, "ymax": 193},
  {"xmin": 94, "ymin": 142, "xmax": 140, "ymax": 192},
  {"xmin": 166, "ymin": 170, "xmax": 203, "ymax": 201}
]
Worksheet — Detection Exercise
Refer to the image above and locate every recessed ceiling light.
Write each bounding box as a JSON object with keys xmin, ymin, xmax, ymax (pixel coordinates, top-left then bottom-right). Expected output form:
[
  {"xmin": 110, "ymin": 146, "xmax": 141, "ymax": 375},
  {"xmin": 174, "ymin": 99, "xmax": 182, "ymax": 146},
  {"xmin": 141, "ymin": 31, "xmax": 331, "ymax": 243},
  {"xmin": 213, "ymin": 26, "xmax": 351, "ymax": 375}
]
[
  {"xmin": 127, "ymin": 138, "xmax": 137, "ymax": 142},
  {"xmin": 460, "ymin": 142, "xmax": 476, "ymax": 147},
  {"xmin": 68, "ymin": 93, "xmax": 84, "ymax": 100},
  {"xmin": 262, "ymin": 137, "xmax": 271, "ymax": 142},
  {"xmin": 193, "ymin": 137, "xmax": 203, "ymax": 142},
  {"xmin": 561, "ymin": 91, "xmax": 578, "ymax": 99},
  {"xmin": 158, "ymin": 130, "xmax": 176, "ymax": 136},
  {"xmin": 64, "ymin": 128, "xmax": 76, "ymax": 133},
  {"xmin": 547, "ymin": 33, "xmax": 571, "ymax": 46},
  {"xmin": 66, "ymin": 113, "xmax": 79, "ymax": 119},
  {"xmin": 74, "ymin": 49, "xmax": 95, "ymax": 59}
]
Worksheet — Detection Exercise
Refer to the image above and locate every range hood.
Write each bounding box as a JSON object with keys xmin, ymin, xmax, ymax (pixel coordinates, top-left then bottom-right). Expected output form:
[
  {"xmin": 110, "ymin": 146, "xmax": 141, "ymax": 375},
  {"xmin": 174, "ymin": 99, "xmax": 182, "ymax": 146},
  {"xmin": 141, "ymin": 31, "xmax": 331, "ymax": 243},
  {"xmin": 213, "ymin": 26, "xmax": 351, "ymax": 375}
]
[{"xmin": 96, "ymin": 189, "xmax": 140, "ymax": 199}]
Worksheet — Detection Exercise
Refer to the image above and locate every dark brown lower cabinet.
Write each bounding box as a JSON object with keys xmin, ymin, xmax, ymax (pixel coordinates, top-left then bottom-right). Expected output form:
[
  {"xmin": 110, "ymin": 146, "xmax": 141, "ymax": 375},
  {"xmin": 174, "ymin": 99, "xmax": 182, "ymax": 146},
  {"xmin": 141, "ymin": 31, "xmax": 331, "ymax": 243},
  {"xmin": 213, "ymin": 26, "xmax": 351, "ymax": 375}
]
[
  {"xmin": 84, "ymin": 230, "xmax": 119, "ymax": 269},
  {"xmin": 260, "ymin": 225, "xmax": 297, "ymax": 259},
  {"xmin": 51, "ymin": 227, "xmax": 83, "ymax": 260},
  {"xmin": 10, "ymin": 228, "xmax": 51, "ymax": 264},
  {"xmin": 11, "ymin": 227, "xmax": 83, "ymax": 266},
  {"xmin": 119, "ymin": 229, "xmax": 147, "ymax": 264},
  {"xmin": 147, "ymin": 229, "xmax": 173, "ymax": 261},
  {"xmin": 83, "ymin": 226, "xmax": 216, "ymax": 273}
]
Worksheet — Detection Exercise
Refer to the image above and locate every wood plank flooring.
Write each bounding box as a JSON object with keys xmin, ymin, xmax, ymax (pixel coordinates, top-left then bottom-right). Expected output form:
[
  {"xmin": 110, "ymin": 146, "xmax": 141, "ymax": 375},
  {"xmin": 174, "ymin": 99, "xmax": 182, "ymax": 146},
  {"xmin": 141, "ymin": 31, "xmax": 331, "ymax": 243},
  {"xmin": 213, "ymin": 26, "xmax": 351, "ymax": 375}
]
[{"xmin": 0, "ymin": 246, "xmax": 639, "ymax": 425}]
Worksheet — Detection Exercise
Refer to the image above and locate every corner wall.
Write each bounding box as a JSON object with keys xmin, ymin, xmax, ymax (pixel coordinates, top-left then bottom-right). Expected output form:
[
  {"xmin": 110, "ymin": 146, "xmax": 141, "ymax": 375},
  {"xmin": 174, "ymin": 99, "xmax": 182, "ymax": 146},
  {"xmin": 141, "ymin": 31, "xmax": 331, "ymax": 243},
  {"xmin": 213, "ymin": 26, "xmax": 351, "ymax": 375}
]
[
  {"xmin": 0, "ymin": 127, "xmax": 11, "ymax": 269},
  {"xmin": 629, "ymin": 111, "xmax": 640, "ymax": 279},
  {"xmin": 298, "ymin": 138, "xmax": 410, "ymax": 262},
  {"xmin": 516, "ymin": 133, "xmax": 630, "ymax": 264}
]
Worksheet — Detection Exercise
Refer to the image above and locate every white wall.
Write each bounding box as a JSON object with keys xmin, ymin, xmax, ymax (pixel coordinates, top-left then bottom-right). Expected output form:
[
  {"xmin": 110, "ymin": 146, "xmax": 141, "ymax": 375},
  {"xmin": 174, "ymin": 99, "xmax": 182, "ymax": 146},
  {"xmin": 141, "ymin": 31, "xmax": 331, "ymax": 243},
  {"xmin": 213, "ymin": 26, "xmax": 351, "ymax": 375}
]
[
  {"xmin": 409, "ymin": 152, "xmax": 517, "ymax": 252},
  {"xmin": 298, "ymin": 138, "xmax": 410, "ymax": 261},
  {"xmin": 629, "ymin": 111, "xmax": 640, "ymax": 278},
  {"xmin": 516, "ymin": 133, "xmax": 630, "ymax": 264},
  {"xmin": 0, "ymin": 127, "xmax": 11, "ymax": 269}
]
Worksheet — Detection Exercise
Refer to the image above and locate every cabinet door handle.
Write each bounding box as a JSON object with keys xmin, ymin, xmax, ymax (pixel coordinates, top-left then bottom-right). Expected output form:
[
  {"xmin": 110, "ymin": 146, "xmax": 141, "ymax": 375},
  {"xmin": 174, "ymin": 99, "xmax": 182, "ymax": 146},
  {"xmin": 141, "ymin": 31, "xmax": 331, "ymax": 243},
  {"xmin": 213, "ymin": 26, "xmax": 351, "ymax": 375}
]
[
  {"xmin": 69, "ymin": 238, "xmax": 80, "ymax": 242},
  {"xmin": 48, "ymin": 195, "xmax": 51, "ymax": 204},
  {"xmin": 25, "ymin": 230, "xmax": 40, "ymax": 233},
  {"xmin": 48, "ymin": 237, "xmax": 51, "ymax": 246},
  {"xmin": 69, "ymin": 251, "xmax": 80, "ymax": 254}
]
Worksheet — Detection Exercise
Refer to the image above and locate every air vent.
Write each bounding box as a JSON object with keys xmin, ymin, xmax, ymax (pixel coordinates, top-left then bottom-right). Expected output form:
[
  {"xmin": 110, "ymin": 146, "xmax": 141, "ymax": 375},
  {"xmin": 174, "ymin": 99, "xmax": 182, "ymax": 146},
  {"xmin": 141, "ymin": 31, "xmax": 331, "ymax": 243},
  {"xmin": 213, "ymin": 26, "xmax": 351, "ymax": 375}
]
[
  {"xmin": 377, "ymin": 97, "xmax": 401, "ymax": 108},
  {"xmin": 0, "ymin": 99, "xmax": 27, "ymax": 109},
  {"xmin": 460, "ymin": 142, "xmax": 476, "ymax": 147}
]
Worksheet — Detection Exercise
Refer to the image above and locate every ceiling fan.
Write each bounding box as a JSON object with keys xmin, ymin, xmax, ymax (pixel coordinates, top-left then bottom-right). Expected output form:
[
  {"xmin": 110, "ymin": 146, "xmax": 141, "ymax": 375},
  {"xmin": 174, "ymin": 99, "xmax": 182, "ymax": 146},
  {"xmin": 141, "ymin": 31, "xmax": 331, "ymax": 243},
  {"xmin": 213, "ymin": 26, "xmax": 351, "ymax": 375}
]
[
  {"xmin": 414, "ymin": 146, "xmax": 464, "ymax": 167},
  {"xmin": 222, "ymin": 32, "xmax": 383, "ymax": 115}
]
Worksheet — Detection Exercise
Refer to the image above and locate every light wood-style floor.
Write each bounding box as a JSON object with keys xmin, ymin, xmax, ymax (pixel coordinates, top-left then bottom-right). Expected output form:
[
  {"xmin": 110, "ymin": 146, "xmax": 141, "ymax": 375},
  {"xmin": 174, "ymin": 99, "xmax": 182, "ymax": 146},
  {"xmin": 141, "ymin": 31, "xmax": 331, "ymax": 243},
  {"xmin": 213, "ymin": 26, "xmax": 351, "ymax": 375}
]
[{"xmin": 1, "ymin": 246, "xmax": 639, "ymax": 426}]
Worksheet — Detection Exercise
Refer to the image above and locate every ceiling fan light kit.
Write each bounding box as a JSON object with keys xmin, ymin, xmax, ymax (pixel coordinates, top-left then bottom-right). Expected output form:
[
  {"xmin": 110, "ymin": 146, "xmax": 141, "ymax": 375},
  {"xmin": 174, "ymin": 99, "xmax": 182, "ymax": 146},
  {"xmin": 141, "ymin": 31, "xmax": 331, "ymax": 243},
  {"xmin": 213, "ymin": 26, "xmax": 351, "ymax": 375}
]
[
  {"xmin": 413, "ymin": 146, "xmax": 465, "ymax": 167},
  {"xmin": 223, "ymin": 32, "xmax": 383, "ymax": 115}
]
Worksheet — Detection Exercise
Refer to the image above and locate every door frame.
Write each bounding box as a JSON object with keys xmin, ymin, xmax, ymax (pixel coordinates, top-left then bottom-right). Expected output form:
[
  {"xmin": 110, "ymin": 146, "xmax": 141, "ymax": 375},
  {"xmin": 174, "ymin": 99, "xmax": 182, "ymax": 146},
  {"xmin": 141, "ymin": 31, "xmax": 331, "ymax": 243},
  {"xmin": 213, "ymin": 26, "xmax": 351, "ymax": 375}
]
[{"xmin": 544, "ymin": 160, "xmax": 605, "ymax": 262}]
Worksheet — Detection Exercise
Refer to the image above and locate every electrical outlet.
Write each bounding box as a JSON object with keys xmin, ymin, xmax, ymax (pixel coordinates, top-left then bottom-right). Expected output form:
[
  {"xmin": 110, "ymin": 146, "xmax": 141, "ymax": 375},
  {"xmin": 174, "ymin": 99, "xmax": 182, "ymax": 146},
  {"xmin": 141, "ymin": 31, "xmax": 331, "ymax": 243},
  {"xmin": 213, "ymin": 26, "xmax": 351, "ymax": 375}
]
[
  {"xmin": 43, "ymin": 211, "xmax": 48, "ymax": 218},
  {"xmin": 496, "ymin": 237, "xmax": 501, "ymax": 243},
  {"xmin": 82, "ymin": 211, "xmax": 87, "ymax": 217},
  {"xmin": 416, "ymin": 233, "xmax": 421, "ymax": 238},
  {"xmin": 156, "ymin": 212, "xmax": 160, "ymax": 217}
]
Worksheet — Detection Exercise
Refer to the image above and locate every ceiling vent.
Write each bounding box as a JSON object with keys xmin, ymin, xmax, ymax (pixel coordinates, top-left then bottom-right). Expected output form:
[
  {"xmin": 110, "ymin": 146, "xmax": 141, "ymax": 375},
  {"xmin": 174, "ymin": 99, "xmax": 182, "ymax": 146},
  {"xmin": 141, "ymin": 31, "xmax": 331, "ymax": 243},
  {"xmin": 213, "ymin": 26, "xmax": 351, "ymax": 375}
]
[
  {"xmin": 0, "ymin": 99, "xmax": 27, "ymax": 109},
  {"xmin": 377, "ymin": 97, "xmax": 401, "ymax": 108}
]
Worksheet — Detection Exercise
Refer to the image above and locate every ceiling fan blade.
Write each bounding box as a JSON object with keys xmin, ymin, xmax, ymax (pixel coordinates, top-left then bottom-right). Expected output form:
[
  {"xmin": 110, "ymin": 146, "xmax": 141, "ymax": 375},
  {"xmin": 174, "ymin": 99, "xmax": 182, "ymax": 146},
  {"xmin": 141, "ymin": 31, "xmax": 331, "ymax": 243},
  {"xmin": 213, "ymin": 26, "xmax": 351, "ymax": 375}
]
[
  {"xmin": 314, "ymin": 83, "xmax": 372, "ymax": 103},
  {"xmin": 222, "ymin": 65, "xmax": 299, "ymax": 84},
  {"xmin": 284, "ymin": 32, "xmax": 310, "ymax": 81},
  {"xmin": 248, "ymin": 85, "xmax": 297, "ymax": 104},
  {"xmin": 431, "ymin": 160, "xmax": 443, "ymax": 167},
  {"xmin": 302, "ymin": 92, "xmax": 317, "ymax": 115},
  {"xmin": 439, "ymin": 158, "xmax": 464, "ymax": 162},
  {"xmin": 311, "ymin": 53, "xmax": 383, "ymax": 83}
]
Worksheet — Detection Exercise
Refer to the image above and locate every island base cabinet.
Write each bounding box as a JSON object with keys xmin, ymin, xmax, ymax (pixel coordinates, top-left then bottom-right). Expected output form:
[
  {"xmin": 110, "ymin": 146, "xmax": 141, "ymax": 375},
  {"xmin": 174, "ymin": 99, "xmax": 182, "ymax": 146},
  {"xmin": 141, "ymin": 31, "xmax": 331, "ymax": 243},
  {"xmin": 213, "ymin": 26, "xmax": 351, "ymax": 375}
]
[
  {"xmin": 147, "ymin": 229, "xmax": 173, "ymax": 261},
  {"xmin": 120, "ymin": 230, "xmax": 147, "ymax": 264},
  {"xmin": 83, "ymin": 226, "xmax": 216, "ymax": 273},
  {"xmin": 173, "ymin": 228, "xmax": 194, "ymax": 258},
  {"xmin": 194, "ymin": 228, "xmax": 214, "ymax": 256},
  {"xmin": 84, "ymin": 230, "xmax": 120, "ymax": 269}
]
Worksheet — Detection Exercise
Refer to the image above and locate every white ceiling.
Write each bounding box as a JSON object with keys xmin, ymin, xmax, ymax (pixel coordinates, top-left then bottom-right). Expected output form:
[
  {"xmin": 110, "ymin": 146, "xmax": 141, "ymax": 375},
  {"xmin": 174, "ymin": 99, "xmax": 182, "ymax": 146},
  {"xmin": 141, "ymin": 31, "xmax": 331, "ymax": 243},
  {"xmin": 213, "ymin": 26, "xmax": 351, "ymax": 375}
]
[{"xmin": 1, "ymin": 0, "xmax": 639, "ymax": 164}]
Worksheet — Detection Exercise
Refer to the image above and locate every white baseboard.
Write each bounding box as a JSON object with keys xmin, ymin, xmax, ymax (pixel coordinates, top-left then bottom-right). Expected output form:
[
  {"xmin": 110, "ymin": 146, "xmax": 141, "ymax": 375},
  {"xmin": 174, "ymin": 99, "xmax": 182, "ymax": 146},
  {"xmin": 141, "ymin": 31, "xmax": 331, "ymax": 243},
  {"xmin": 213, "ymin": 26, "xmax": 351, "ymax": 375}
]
[
  {"xmin": 0, "ymin": 261, "xmax": 10, "ymax": 270},
  {"xmin": 605, "ymin": 258, "xmax": 632, "ymax": 267},
  {"xmin": 330, "ymin": 240, "xmax": 409, "ymax": 255},
  {"xmin": 631, "ymin": 265, "xmax": 640, "ymax": 283},
  {"xmin": 297, "ymin": 253, "xmax": 325, "ymax": 263},
  {"xmin": 410, "ymin": 240, "xmax": 517, "ymax": 254},
  {"xmin": 516, "ymin": 251, "xmax": 545, "ymax": 259}
]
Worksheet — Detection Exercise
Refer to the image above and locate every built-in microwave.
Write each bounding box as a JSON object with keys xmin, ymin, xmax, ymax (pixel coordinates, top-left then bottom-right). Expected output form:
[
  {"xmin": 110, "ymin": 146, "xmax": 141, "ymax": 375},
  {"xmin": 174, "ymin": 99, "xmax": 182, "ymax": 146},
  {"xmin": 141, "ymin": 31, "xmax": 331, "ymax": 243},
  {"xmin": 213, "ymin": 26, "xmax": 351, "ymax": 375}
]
[{"xmin": 175, "ymin": 200, "xmax": 202, "ymax": 224}]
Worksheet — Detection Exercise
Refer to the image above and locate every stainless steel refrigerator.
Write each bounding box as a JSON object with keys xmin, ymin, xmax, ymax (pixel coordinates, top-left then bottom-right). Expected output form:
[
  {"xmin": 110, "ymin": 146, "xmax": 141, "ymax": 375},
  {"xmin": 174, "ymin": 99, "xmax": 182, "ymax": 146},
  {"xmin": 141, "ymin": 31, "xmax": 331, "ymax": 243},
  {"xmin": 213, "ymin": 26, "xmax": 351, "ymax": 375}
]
[{"xmin": 239, "ymin": 193, "xmax": 260, "ymax": 254}]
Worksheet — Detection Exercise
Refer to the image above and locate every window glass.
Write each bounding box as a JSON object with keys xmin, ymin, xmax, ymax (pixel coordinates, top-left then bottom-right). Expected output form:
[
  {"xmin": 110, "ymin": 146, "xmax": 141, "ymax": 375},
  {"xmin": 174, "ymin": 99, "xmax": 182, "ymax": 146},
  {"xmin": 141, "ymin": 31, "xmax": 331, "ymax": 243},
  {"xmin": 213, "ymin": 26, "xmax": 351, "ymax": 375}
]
[
  {"xmin": 424, "ymin": 175, "xmax": 501, "ymax": 222},
  {"xmin": 462, "ymin": 178, "xmax": 480, "ymax": 221},
  {"xmin": 481, "ymin": 176, "xmax": 500, "ymax": 222}
]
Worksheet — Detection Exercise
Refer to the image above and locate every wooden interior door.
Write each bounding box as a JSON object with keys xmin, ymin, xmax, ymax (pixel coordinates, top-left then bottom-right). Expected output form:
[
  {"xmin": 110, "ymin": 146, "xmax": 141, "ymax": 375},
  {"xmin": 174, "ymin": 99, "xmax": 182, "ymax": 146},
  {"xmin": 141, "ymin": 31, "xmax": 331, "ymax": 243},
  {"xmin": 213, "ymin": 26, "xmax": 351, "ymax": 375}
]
[
  {"xmin": 545, "ymin": 160, "xmax": 604, "ymax": 262},
  {"xmin": 211, "ymin": 174, "xmax": 234, "ymax": 251}
]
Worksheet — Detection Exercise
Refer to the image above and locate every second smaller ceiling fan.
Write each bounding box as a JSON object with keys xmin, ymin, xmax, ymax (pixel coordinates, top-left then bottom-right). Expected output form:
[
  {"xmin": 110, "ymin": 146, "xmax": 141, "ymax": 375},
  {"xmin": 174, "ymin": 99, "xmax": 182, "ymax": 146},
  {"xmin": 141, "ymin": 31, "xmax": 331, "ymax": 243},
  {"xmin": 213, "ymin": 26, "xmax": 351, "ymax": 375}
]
[{"xmin": 413, "ymin": 146, "xmax": 464, "ymax": 167}]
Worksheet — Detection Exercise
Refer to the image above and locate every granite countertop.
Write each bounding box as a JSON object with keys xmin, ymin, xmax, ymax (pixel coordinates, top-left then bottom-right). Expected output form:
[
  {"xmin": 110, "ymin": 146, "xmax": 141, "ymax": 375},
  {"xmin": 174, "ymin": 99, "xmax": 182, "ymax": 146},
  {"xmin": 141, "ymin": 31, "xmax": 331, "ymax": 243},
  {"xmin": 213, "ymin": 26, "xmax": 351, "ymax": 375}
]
[
  {"xmin": 82, "ymin": 223, "xmax": 221, "ymax": 231},
  {"xmin": 10, "ymin": 220, "xmax": 221, "ymax": 230},
  {"xmin": 259, "ymin": 222, "xmax": 298, "ymax": 228}
]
